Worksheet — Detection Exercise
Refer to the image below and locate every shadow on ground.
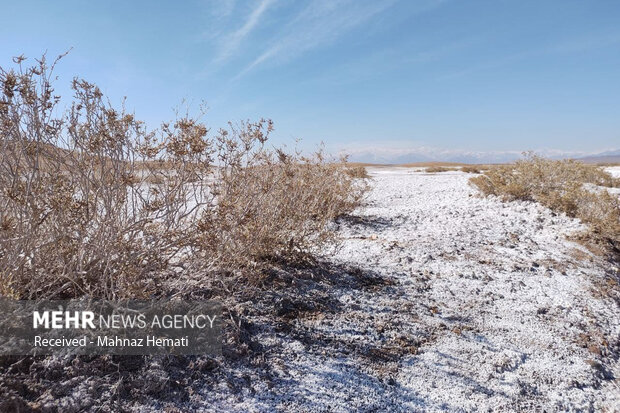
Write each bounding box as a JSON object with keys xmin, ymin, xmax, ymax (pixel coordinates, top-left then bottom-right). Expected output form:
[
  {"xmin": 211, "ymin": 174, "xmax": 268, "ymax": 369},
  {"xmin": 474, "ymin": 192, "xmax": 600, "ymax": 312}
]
[{"xmin": 0, "ymin": 259, "xmax": 402, "ymax": 412}]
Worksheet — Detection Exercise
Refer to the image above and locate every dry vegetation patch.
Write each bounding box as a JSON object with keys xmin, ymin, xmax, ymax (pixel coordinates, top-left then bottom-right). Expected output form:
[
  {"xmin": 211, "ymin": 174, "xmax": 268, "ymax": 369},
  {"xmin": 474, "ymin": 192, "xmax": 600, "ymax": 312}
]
[
  {"xmin": 345, "ymin": 165, "xmax": 370, "ymax": 178},
  {"xmin": 461, "ymin": 165, "xmax": 481, "ymax": 173},
  {"xmin": 425, "ymin": 166, "xmax": 454, "ymax": 173},
  {"xmin": 469, "ymin": 153, "xmax": 620, "ymax": 260},
  {"xmin": 0, "ymin": 54, "xmax": 366, "ymax": 300}
]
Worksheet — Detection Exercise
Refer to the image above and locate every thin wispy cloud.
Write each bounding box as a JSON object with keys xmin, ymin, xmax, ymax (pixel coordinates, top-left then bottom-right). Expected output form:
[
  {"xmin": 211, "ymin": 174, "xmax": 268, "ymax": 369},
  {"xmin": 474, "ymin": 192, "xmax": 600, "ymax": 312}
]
[
  {"xmin": 198, "ymin": 0, "xmax": 238, "ymax": 43},
  {"xmin": 234, "ymin": 0, "xmax": 401, "ymax": 79},
  {"xmin": 295, "ymin": 36, "xmax": 479, "ymax": 87},
  {"xmin": 206, "ymin": 0, "xmax": 236, "ymax": 18},
  {"xmin": 214, "ymin": 0, "xmax": 275, "ymax": 64}
]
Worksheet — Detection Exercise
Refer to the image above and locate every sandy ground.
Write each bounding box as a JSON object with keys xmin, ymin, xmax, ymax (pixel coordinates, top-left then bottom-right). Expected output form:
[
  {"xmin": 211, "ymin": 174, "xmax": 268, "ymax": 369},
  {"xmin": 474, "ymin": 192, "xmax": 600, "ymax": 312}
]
[{"xmin": 195, "ymin": 167, "xmax": 619, "ymax": 412}]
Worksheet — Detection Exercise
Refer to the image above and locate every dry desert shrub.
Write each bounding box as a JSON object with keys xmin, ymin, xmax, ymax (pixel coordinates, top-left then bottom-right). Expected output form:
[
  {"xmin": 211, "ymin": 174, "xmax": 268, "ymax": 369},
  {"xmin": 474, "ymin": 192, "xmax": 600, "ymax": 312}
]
[
  {"xmin": 0, "ymin": 54, "xmax": 364, "ymax": 299},
  {"xmin": 470, "ymin": 153, "xmax": 620, "ymax": 254},
  {"xmin": 461, "ymin": 165, "xmax": 481, "ymax": 174},
  {"xmin": 425, "ymin": 166, "xmax": 452, "ymax": 173},
  {"xmin": 345, "ymin": 165, "xmax": 370, "ymax": 179},
  {"xmin": 195, "ymin": 126, "xmax": 366, "ymax": 269},
  {"xmin": 0, "ymin": 55, "xmax": 212, "ymax": 299}
]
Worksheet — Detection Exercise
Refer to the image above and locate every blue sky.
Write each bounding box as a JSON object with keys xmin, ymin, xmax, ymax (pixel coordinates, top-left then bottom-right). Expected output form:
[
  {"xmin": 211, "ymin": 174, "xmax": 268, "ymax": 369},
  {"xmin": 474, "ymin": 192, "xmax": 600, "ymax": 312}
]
[{"xmin": 1, "ymin": 0, "xmax": 619, "ymax": 162}]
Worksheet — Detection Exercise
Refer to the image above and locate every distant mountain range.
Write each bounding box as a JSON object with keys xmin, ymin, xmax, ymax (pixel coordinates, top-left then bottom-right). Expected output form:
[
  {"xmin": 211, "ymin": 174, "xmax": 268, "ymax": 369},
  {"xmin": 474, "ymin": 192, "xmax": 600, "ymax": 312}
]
[
  {"xmin": 343, "ymin": 147, "xmax": 620, "ymax": 165},
  {"xmin": 576, "ymin": 149, "xmax": 620, "ymax": 164}
]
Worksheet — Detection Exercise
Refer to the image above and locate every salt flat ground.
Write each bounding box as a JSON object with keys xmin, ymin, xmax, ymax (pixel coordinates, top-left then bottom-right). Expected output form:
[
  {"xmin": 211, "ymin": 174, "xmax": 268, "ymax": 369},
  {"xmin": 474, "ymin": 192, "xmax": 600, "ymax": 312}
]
[
  {"xmin": 202, "ymin": 167, "xmax": 619, "ymax": 412},
  {"xmin": 606, "ymin": 166, "xmax": 620, "ymax": 178}
]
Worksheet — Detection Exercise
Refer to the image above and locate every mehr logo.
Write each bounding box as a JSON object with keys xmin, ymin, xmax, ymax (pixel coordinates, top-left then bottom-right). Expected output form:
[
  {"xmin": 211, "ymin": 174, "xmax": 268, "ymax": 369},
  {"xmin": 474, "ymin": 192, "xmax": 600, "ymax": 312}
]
[
  {"xmin": 0, "ymin": 300, "xmax": 222, "ymax": 355},
  {"xmin": 33, "ymin": 311, "xmax": 96, "ymax": 329}
]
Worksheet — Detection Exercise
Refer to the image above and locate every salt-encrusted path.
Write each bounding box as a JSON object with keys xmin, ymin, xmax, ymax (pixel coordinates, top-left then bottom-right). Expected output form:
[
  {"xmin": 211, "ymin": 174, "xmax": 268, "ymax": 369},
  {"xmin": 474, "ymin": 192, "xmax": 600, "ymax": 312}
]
[
  {"xmin": 325, "ymin": 167, "xmax": 620, "ymax": 411},
  {"xmin": 201, "ymin": 168, "xmax": 619, "ymax": 412}
]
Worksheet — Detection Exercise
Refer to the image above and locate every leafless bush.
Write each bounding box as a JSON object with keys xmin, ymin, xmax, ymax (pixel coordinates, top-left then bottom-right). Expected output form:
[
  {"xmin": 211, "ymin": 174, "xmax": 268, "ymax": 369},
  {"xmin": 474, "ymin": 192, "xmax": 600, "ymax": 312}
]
[
  {"xmin": 0, "ymin": 54, "xmax": 364, "ymax": 299},
  {"xmin": 470, "ymin": 153, "xmax": 620, "ymax": 253},
  {"xmin": 425, "ymin": 166, "xmax": 452, "ymax": 173},
  {"xmin": 345, "ymin": 165, "xmax": 370, "ymax": 179},
  {"xmin": 461, "ymin": 165, "xmax": 481, "ymax": 174},
  {"xmin": 194, "ymin": 124, "xmax": 365, "ymax": 269}
]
